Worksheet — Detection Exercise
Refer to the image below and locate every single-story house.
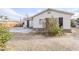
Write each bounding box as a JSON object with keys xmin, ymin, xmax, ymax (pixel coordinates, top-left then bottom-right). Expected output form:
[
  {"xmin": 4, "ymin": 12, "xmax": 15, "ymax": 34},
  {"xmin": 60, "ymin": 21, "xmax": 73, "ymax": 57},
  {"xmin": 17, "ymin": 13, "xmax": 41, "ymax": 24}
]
[{"xmin": 23, "ymin": 8, "xmax": 74, "ymax": 32}]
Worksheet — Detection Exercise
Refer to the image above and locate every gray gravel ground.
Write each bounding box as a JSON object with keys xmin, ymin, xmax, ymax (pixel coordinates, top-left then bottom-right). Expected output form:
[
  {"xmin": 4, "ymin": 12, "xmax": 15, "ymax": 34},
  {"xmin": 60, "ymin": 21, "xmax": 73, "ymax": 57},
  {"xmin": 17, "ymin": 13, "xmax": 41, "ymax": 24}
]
[{"xmin": 5, "ymin": 28, "xmax": 79, "ymax": 51}]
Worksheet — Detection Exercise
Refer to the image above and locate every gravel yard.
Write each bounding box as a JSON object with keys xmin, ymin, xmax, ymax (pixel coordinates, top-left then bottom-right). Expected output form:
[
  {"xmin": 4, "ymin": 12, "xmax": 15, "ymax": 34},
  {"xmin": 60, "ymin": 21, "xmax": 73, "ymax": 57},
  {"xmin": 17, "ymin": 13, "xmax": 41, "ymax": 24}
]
[{"xmin": 5, "ymin": 28, "xmax": 79, "ymax": 51}]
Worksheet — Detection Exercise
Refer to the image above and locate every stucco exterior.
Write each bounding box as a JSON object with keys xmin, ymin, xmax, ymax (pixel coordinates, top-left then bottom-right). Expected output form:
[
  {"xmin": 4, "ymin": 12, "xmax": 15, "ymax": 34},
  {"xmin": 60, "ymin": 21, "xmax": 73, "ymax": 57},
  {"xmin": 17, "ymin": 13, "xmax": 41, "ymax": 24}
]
[{"xmin": 32, "ymin": 9, "xmax": 73, "ymax": 29}]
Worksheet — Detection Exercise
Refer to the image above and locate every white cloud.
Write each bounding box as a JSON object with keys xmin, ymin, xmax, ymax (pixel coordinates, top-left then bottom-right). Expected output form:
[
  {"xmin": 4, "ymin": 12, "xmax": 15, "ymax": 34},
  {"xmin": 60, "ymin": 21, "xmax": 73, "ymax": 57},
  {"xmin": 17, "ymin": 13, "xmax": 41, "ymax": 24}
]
[
  {"xmin": 36, "ymin": 9, "xmax": 45, "ymax": 12},
  {"xmin": 0, "ymin": 8, "xmax": 24, "ymax": 19},
  {"xmin": 27, "ymin": 8, "xmax": 46, "ymax": 17},
  {"xmin": 57, "ymin": 8, "xmax": 79, "ymax": 13}
]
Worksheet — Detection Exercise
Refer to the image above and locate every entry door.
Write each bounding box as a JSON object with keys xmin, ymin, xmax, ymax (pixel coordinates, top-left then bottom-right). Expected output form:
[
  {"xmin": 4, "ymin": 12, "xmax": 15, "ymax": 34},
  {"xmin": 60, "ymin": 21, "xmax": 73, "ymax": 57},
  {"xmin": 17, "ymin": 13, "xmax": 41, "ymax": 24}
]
[
  {"xmin": 59, "ymin": 17, "xmax": 63, "ymax": 28},
  {"xmin": 27, "ymin": 20, "xmax": 29, "ymax": 28}
]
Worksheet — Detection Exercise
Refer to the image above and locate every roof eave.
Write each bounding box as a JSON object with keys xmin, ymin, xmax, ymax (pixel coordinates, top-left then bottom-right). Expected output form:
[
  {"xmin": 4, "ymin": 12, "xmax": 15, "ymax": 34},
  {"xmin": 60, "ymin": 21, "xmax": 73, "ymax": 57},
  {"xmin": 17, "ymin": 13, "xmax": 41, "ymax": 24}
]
[{"xmin": 30, "ymin": 8, "xmax": 74, "ymax": 18}]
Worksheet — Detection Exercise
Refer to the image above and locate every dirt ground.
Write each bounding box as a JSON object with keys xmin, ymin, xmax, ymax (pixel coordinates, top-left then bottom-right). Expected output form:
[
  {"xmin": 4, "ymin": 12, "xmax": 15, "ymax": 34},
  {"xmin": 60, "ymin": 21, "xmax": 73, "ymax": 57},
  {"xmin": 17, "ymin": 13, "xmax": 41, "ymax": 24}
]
[{"xmin": 5, "ymin": 28, "xmax": 79, "ymax": 51}]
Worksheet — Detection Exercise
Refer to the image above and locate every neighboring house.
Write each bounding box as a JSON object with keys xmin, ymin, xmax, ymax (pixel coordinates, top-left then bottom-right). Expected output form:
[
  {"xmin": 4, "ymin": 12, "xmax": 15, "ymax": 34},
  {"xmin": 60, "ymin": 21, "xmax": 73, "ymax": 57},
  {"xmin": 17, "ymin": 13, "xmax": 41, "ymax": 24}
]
[
  {"xmin": 23, "ymin": 8, "xmax": 74, "ymax": 32},
  {"xmin": 76, "ymin": 23, "xmax": 79, "ymax": 28},
  {"xmin": 76, "ymin": 19, "xmax": 79, "ymax": 28}
]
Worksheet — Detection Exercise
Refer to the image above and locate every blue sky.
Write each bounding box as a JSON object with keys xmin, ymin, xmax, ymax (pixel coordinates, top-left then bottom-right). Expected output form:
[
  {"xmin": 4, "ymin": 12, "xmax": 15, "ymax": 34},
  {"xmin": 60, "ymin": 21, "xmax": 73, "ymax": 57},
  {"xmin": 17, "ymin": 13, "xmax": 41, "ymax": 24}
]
[
  {"xmin": 12, "ymin": 8, "xmax": 45, "ymax": 16},
  {"xmin": 0, "ymin": 8, "xmax": 79, "ymax": 19}
]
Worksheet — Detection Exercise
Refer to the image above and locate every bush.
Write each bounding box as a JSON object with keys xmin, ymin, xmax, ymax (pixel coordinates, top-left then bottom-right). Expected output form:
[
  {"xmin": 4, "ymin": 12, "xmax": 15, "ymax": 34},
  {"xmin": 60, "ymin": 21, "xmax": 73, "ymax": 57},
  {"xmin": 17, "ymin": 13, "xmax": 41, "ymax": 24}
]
[
  {"xmin": 0, "ymin": 25, "xmax": 11, "ymax": 51},
  {"xmin": 45, "ymin": 17, "xmax": 63, "ymax": 36},
  {"xmin": 71, "ymin": 19, "xmax": 76, "ymax": 27}
]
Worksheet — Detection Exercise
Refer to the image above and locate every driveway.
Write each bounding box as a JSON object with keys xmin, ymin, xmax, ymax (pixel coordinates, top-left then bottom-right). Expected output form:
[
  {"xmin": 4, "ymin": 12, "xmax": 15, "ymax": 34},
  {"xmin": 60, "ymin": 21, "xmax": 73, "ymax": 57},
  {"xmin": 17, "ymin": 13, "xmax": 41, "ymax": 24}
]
[{"xmin": 9, "ymin": 27, "xmax": 32, "ymax": 33}]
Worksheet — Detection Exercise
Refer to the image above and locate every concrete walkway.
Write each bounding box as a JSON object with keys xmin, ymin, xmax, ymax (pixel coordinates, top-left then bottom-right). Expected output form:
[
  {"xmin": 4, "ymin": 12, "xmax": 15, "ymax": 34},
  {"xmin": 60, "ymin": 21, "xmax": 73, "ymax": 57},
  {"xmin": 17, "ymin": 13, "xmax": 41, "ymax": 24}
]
[{"xmin": 9, "ymin": 27, "xmax": 32, "ymax": 33}]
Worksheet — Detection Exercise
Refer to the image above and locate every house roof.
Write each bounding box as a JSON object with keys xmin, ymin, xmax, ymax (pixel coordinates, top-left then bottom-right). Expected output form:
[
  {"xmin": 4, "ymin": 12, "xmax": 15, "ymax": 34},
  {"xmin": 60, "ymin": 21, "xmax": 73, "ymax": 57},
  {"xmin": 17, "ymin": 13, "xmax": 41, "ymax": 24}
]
[{"xmin": 31, "ymin": 8, "xmax": 74, "ymax": 18}]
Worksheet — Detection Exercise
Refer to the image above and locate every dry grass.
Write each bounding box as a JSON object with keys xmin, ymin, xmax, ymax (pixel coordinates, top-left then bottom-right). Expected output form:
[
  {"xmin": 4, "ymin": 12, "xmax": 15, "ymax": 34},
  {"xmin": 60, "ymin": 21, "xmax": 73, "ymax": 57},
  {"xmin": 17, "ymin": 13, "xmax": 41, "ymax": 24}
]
[{"xmin": 5, "ymin": 32, "xmax": 79, "ymax": 51}]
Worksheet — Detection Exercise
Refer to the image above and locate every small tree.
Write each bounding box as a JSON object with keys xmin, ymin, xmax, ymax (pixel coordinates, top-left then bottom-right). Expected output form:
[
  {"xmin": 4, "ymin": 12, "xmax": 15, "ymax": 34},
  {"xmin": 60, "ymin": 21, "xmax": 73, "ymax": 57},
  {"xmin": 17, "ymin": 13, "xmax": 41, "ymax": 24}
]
[
  {"xmin": 45, "ymin": 17, "xmax": 63, "ymax": 36},
  {"xmin": 0, "ymin": 25, "xmax": 11, "ymax": 51},
  {"xmin": 71, "ymin": 19, "xmax": 76, "ymax": 27}
]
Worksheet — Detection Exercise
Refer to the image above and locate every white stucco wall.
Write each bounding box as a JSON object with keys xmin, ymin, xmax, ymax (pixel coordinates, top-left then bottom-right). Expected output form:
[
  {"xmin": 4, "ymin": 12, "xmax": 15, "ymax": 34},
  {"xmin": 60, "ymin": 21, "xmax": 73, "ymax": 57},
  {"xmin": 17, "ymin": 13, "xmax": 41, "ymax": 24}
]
[
  {"xmin": 29, "ymin": 20, "xmax": 33, "ymax": 27},
  {"xmin": 33, "ymin": 10, "xmax": 73, "ymax": 29}
]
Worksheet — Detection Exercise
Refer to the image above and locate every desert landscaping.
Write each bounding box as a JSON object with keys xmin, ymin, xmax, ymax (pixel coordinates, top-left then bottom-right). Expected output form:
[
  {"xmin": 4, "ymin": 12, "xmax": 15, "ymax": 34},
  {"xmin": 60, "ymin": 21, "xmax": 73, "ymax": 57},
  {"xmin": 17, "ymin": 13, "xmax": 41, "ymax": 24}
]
[
  {"xmin": 4, "ymin": 28, "xmax": 79, "ymax": 51},
  {"xmin": 0, "ymin": 8, "xmax": 79, "ymax": 51}
]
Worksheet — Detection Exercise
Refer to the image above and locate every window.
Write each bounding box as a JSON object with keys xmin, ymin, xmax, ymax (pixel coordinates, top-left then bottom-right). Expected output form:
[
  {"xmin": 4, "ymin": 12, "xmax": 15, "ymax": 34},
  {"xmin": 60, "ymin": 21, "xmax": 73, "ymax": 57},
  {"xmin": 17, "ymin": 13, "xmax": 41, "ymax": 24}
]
[
  {"xmin": 39, "ymin": 19, "xmax": 43, "ymax": 24},
  {"xmin": 59, "ymin": 17, "xmax": 63, "ymax": 28}
]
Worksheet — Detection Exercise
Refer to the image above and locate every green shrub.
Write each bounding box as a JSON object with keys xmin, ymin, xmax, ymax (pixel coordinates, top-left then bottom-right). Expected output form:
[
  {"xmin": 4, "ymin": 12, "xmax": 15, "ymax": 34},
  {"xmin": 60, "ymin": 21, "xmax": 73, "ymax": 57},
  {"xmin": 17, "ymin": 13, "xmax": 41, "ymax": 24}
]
[
  {"xmin": 71, "ymin": 19, "xmax": 76, "ymax": 27},
  {"xmin": 45, "ymin": 17, "xmax": 63, "ymax": 36},
  {"xmin": 0, "ymin": 25, "xmax": 11, "ymax": 51}
]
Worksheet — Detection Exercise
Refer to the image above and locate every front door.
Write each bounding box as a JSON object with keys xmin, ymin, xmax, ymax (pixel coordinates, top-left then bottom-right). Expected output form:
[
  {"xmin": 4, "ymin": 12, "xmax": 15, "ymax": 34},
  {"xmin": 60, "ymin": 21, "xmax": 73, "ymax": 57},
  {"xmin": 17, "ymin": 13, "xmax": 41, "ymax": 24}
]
[
  {"xmin": 27, "ymin": 20, "xmax": 29, "ymax": 28},
  {"xmin": 59, "ymin": 17, "xmax": 63, "ymax": 28}
]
